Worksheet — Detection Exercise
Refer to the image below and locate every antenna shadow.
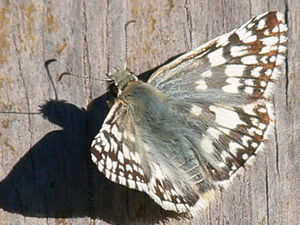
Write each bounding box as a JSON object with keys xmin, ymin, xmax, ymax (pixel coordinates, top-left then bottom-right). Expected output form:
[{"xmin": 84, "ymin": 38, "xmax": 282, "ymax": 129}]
[{"xmin": 0, "ymin": 59, "xmax": 186, "ymax": 223}]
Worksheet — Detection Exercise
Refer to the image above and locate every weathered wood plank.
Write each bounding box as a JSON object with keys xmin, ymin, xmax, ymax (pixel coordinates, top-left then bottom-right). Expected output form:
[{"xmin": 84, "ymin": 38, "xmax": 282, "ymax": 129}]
[{"xmin": 0, "ymin": 0, "xmax": 299, "ymax": 224}]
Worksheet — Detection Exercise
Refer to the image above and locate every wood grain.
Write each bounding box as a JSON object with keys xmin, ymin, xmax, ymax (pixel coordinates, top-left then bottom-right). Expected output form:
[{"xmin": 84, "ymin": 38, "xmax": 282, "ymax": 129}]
[{"xmin": 0, "ymin": 0, "xmax": 299, "ymax": 224}]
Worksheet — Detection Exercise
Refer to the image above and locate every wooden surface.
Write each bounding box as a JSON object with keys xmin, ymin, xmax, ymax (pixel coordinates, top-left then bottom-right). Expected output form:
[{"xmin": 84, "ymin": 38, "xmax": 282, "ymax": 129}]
[{"xmin": 0, "ymin": 0, "xmax": 299, "ymax": 224}]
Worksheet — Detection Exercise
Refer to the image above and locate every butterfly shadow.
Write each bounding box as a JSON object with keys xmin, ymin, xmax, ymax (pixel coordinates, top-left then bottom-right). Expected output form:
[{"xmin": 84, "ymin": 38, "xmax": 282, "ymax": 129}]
[{"xmin": 0, "ymin": 62, "xmax": 186, "ymax": 224}]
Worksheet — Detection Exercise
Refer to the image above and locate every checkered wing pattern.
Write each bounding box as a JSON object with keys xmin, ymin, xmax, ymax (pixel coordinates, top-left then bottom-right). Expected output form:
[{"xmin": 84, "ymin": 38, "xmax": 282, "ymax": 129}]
[
  {"xmin": 91, "ymin": 12, "xmax": 287, "ymax": 216},
  {"xmin": 91, "ymin": 98, "xmax": 209, "ymax": 214},
  {"xmin": 148, "ymin": 11, "xmax": 287, "ymax": 186}
]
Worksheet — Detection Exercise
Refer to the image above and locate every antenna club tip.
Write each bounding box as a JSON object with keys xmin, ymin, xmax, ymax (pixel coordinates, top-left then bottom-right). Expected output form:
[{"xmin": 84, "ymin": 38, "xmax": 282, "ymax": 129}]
[{"xmin": 58, "ymin": 72, "xmax": 71, "ymax": 81}]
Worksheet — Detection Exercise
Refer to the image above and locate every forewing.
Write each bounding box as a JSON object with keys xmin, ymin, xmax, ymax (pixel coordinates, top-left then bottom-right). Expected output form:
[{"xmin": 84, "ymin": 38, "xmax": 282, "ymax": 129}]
[
  {"xmin": 147, "ymin": 12, "xmax": 287, "ymax": 187},
  {"xmin": 148, "ymin": 12, "xmax": 287, "ymax": 105},
  {"xmin": 91, "ymin": 102, "xmax": 149, "ymax": 191}
]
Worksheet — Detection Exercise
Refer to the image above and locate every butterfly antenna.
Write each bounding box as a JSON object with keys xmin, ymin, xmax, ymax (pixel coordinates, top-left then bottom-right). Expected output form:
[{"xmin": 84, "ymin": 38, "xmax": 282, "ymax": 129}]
[
  {"xmin": 124, "ymin": 20, "xmax": 136, "ymax": 70},
  {"xmin": 59, "ymin": 71, "xmax": 103, "ymax": 82},
  {"xmin": 44, "ymin": 59, "xmax": 58, "ymax": 100}
]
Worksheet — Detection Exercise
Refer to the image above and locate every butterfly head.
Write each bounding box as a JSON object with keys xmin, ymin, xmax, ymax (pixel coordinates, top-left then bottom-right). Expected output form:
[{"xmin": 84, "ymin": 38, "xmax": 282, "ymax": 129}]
[{"xmin": 107, "ymin": 69, "xmax": 138, "ymax": 95}]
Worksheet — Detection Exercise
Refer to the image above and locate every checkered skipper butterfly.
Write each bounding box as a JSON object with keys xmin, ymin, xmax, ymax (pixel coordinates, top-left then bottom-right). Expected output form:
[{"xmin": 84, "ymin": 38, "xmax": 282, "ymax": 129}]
[{"xmin": 91, "ymin": 12, "xmax": 287, "ymax": 216}]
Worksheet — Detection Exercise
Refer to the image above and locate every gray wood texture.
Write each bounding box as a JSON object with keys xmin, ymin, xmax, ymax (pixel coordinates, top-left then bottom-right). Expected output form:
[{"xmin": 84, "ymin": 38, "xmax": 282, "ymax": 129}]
[{"xmin": 0, "ymin": 0, "xmax": 299, "ymax": 224}]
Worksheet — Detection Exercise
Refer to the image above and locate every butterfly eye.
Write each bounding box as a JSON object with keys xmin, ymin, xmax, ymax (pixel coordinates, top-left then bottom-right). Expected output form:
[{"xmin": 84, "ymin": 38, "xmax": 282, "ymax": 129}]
[{"xmin": 108, "ymin": 83, "xmax": 118, "ymax": 98}]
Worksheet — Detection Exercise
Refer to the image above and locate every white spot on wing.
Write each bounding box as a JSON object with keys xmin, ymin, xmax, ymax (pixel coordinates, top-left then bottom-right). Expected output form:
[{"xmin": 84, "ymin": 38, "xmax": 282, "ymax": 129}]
[
  {"xmin": 91, "ymin": 154, "xmax": 97, "ymax": 163},
  {"xmin": 219, "ymin": 127, "xmax": 230, "ymax": 135},
  {"xmin": 125, "ymin": 132, "xmax": 136, "ymax": 142},
  {"xmin": 110, "ymin": 138, "xmax": 118, "ymax": 153},
  {"xmin": 241, "ymin": 136, "xmax": 252, "ymax": 147},
  {"xmin": 279, "ymin": 23, "xmax": 288, "ymax": 32},
  {"xmin": 251, "ymin": 142, "xmax": 258, "ymax": 148},
  {"xmin": 190, "ymin": 105, "xmax": 203, "ymax": 116},
  {"xmin": 242, "ymin": 153, "xmax": 249, "ymax": 160},
  {"xmin": 111, "ymin": 173, "xmax": 117, "ymax": 182},
  {"xmin": 112, "ymin": 161, "xmax": 118, "ymax": 173},
  {"xmin": 151, "ymin": 163, "xmax": 165, "ymax": 181},
  {"xmin": 216, "ymin": 30, "xmax": 236, "ymax": 47},
  {"xmin": 270, "ymin": 56, "xmax": 276, "ymax": 63},
  {"xmin": 230, "ymin": 46, "xmax": 249, "ymax": 57},
  {"xmin": 130, "ymin": 151, "xmax": 142, "ymax": 164},
  {"xmin": 162, "ymin": 201, "xmax": 177, "ymax": 211},
  {"xmin": 106, "ymin": 156, "xmax": 113, "ymax": 170},
  {"xmin": 242, "ymin": 103, "xmax": 256, "ymax": 115},
  {"xmin": 257, "ymin": 18, "xmax": 266, "ymax": 30},
  {"xmin": 217, "ymin": 162, "xmax": 227, "ymax": 168},
  {"xmin": 276, "ymin": 55, "xmax": 286, "ymax": 66},
  {"xmin": 225, "ymin": 65, "xmax": 246, "ymax": 77},
  {"xmin": 272, "ymin": 26, "xmax": 279, "ymax": 33},
  {"xmin": 278, "ymin": 45, "xmax": 287, "ymax": 53},
  {"xmin": 111, "ymin": 124, "xmax": 122, "ymax": 141},
  {"xmin": 207, "ymin": 48, "xmax": 226, "ymax": 67},
  {"xmin": 260, "ymin": 81, "xmax": 267, "ymax": 87},
  {"xmin": 243, "ymin": 35, "xmax": 257, "ymax": 43},
  {"xmin": 128, "ymin": 179, "xmax": 136, "ymax": 189},
  {"xmin": 201, "ymin": 70, "xmax": 212, "ymax": 77},
  {"xmin": 100, "ymin": 133, "xmax": 107, "ymax": 145},
  {"xmin": 279, "ymin": 36, "xmax": 288, "ymax": 43},
  {"xmin": 222, "ymin": 77, "xmax": 242, "ymax": 93},
  {"xmin": 258, "ymin": 107, "xmax": 267, "ymax": 113},
  {"xmin": 117, "ymin": 151, "xmax": 124, "ymax": 164},
  {"xmin": 119, "ymin": 176, "xmax": 126, "ymax": 185},
  {"xmin": 260, "ymin": 36, "xmax": 279, "ymax": 45},
  {"xmin": 97, "ymin": 163, "xmax": 104, "ymax": 171},
  {"xmin": 229, "ymin": 141, "xmax": 243, "ymax": 155},
  {"xmin": 210, "ymin": 105, "xmax": 246, "ymax": 129},
  {"xmin": 250, "ymin": 117, "xmax": 259, "ymax": 126},
  {"xmin": 259, "ymin": 123, "xmax": 267, "ymax": 130},
  {"xmin": 201, "ymin": 135, "xmax": 214, "ymax": 153},
  {"xmin": 91, "ymin": 139, "xmax": 97, "ymax": 147},
  {"xmin": 241, "ymin": 55, "xmax": 258, "ymax": 64},
  {"xmin": 244, "ymin": 79, "xmax": 254, "ymax": 86},
  {"xmin": 247, "ymin": 22, "xmax": 255, "ymax": 29},
  {"xmin": 122, "ymin": 144, "xmax": 130, "ymax": 160},
  {"xmin": 95, "ymin": 144, "xmax": 102, "ymax": 151},
  {"xmin": 207, "ymin": 127, "xmax": 222, "ymax": 139},
  {"xmin": 226, "ymin": 78, "xmax": 242, "ymax": 86},
  {"xmin": 251, "ymin": 66, "xmax": 263, "ymax": 77},
  {"xmin": 265, "ymin": 69, "xmax": 272, "ymax": 76},
  {"xmin": 276, "ymin": 12, "xmax": 285, "ymax": 22},
  {"xmin": 102, "ymin": 123, "xmax": 111, "ymax": 132},
  {"xmin": 244, "ymin": 87, "xmax": 254, "ymax": 94},
  {"xmin": 104, "ymin": 143, "xmax": 110, "ymax": 152},
  {"xmin": 105, "ymin": 169, "xmax": 111, "ymax": 178},
  {"xmin": 195, "ymin": 79, "xmax": 208, "ymax": 90},
  {"xmin": 236, "ymin": 27, "xmax": 249, "ymax": 41},
  {"xmin": 264, "ymin": 29, "xmax": 271, "ymax": 35},
  {"xmin": 176, "ymin": 204, "xmax": 188, "ymax": 213},
  {"xmin": 220, "ymin": 151, "xmax": 230, "ymax": 161},
  {"xmin": 259, "ymin": 45, "xmax": 278, "ymax": 54}
]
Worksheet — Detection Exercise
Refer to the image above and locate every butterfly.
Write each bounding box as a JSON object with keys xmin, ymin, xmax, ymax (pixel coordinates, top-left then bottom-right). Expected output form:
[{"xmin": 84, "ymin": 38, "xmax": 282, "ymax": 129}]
[{"xmin": 91, "ymin": 12, "xmax": 287, "ymax": 216}]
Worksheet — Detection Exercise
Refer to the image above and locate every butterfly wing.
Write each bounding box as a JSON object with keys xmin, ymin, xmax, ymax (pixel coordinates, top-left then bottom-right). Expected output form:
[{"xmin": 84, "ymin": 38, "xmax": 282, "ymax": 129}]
[
  {"xmin": 147, "ymin": 11, "xmax": 287, "ymax": 186},
  {"xmin": 91, "ymin": 12, "xmax": 287, "ymax": 215},
  {"xmin": 148, "ymin": 12, "xmax": 287, "ymax": 104},
  {"xmin": 91, "ymin": 91, "xmax": 215, "ymax": 214}
]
